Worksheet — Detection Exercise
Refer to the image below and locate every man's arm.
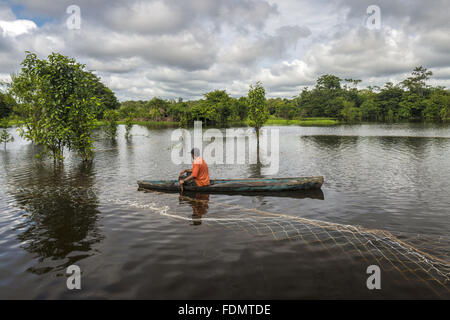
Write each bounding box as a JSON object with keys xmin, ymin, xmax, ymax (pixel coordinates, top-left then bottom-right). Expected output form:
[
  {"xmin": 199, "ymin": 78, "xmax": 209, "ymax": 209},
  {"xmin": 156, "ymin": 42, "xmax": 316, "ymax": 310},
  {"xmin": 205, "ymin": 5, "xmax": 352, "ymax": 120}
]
[
  {"xmin": 180, "ymin": 165, "xmax": 198, "ymax": 184},
  {"xmin": 179, "ymin": 168, "xmax": 192, "ymax": 177},
  {"xmin": 180, "ymin": 174, "xmax": 195, "ymax": 185}
]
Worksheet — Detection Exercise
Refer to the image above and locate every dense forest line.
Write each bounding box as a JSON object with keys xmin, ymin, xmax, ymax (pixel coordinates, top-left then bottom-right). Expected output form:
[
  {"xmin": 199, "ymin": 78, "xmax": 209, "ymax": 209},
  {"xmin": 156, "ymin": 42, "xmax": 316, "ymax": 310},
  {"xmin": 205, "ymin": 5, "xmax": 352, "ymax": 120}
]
[
  {"xmin": 1, "ymin": 66, "xmax": 449, "ymax": 126},
  {"xmin": 115, "ymin": 66, "xmax": 450, "ymax": 125}
]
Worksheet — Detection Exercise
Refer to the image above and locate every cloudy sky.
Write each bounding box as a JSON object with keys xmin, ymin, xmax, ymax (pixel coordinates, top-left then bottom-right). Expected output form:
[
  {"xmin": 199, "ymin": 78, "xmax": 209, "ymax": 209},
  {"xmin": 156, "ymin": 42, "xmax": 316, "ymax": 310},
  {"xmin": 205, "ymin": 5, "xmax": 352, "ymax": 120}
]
[{"xmin": 0, "ymin": 0, "xmax": 449, "ymax": 101}]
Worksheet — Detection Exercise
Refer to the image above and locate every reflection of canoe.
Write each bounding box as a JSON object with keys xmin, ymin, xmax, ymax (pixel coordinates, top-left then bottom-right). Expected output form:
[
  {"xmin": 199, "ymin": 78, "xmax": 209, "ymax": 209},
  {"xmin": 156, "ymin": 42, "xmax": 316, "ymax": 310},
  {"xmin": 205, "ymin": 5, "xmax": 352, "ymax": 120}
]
[
  {"xmin": 137, "ymin": 176, "xmax": 323, "ymax": 193},
  {"xmin": 143, "ymin": 188, "xmax": 325, "ymax": 200}
]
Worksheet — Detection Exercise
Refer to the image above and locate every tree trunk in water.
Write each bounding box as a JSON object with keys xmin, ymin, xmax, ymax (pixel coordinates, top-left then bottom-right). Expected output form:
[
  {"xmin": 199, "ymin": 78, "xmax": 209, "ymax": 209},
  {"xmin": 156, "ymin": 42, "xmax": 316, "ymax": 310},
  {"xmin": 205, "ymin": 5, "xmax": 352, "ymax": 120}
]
[{"xmin": 256, "ymin": 127, "xmax": 260, "ymax": 164}]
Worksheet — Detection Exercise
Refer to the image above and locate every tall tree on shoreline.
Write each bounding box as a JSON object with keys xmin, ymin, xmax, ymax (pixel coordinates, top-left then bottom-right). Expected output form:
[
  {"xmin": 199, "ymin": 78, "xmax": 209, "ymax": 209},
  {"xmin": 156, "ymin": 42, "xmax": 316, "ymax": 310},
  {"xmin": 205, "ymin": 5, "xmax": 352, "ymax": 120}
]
[{"xmin": 401, "ymin": 66, "xmax": 433, "ymax": 97}]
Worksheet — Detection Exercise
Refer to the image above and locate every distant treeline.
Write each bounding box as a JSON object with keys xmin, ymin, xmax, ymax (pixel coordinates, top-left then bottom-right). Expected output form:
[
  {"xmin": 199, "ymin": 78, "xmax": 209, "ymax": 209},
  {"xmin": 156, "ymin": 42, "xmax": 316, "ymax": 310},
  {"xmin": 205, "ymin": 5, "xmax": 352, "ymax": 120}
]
[
  {"xmin": 117, "ymin": 66, "xmax": 449, "ymax": 125},
  {"xmin": 1, "ymin": 66, "xmax": 449, "ymax": 125}
]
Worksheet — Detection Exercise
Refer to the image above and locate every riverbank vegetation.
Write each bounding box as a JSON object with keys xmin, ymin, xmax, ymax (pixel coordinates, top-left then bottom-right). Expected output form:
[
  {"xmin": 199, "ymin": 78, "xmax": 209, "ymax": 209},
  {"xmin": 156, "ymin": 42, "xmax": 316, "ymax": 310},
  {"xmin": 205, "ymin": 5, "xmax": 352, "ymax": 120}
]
[{"xmin": 113, "ymin": 67, "xmax": 449, "ymax": 126}]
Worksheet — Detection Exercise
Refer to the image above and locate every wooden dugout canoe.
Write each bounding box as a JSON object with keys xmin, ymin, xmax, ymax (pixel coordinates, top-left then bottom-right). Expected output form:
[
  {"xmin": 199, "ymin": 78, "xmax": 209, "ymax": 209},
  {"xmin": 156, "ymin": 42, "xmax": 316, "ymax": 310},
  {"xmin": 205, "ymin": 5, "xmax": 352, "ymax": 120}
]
[{"xmin": 137, "ymin": 176, "xmax": 323, "ymax": 194}]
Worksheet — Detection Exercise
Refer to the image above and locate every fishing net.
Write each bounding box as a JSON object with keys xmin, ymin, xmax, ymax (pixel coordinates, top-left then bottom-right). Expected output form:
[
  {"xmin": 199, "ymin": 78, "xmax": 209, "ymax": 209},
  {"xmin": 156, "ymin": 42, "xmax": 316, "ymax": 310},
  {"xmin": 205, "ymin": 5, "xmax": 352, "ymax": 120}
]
[{"xmin": 109, "ymin": 192, "xmax": 450, "ymax": 298}]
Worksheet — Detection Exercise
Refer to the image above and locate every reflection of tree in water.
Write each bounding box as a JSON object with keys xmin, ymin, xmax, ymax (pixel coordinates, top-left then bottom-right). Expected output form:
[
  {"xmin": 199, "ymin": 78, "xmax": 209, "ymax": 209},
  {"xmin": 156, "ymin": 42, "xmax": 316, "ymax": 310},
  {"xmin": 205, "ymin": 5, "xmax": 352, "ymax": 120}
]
[
  {"xmin": 301, "ymin": 135, "xmax": 360, "ymax": 150},
  {"xmin": 375, "ymin": 136, "xmax": 431, "ymax": 154},
  {"xmin": 304, "ymin": 134, "xmax": 444, "ymax": 154},
  {"xmin": 179, "ymin": 193, "xmax": 210, "ymax": 225},
  {"xmin": 7, "ymin": 161, "xmax": 103, "ymax": 275}
]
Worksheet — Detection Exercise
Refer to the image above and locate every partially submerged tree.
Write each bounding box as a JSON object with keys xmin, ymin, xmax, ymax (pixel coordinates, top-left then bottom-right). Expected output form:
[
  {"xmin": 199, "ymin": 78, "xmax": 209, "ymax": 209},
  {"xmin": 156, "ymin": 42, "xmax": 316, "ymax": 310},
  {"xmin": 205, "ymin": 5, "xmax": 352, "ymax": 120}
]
[
  {"xmin": 248, "ymin": 81, "xmax": 268, "ymax": 160},
  {"xmin": 9, "ymin": 52, "xmax": 101, "ymax": 161},
  {"xmin": 125, "ymin": 117, "xmax": 133, "ymax": 139},
  {"xmin": 103, "ymin": 109, "xmax": 119, "ymax": 139},
  {"xmin": 0, "ymin": 118, "xmax": 14, "ymax": 149}
]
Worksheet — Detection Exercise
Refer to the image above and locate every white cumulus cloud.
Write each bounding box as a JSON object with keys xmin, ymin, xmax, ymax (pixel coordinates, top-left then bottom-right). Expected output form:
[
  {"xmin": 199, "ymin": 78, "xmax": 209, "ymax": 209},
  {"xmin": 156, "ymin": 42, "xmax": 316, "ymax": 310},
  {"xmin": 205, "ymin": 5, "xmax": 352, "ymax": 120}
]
[{"xmin": 0, "ymin": 19, "xmax": 37, "ymax": 37}]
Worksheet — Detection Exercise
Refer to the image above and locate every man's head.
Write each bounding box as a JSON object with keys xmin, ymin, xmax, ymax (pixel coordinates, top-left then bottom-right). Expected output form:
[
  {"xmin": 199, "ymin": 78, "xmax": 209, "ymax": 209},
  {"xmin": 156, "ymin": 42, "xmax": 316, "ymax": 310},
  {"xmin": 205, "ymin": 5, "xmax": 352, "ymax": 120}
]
[{"xmin": 191, "ymin": 148, "xmax": 200, "ymax": 159}]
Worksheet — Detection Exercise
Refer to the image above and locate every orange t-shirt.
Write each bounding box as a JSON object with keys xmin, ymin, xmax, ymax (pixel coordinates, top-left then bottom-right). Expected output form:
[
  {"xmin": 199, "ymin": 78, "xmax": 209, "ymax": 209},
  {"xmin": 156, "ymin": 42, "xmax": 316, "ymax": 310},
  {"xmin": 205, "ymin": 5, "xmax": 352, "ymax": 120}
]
[{"xmin": 191, "ymin": 157, "xmax": 210, "ymax": 187}]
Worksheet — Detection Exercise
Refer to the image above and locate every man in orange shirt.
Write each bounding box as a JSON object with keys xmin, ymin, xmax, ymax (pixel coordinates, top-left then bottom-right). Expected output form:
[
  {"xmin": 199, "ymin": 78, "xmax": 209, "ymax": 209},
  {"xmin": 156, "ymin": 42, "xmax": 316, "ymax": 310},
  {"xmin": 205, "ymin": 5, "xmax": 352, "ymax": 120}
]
[{"xmin": 179, "ymin": 148, "xmax": 210, "ymax": 187}]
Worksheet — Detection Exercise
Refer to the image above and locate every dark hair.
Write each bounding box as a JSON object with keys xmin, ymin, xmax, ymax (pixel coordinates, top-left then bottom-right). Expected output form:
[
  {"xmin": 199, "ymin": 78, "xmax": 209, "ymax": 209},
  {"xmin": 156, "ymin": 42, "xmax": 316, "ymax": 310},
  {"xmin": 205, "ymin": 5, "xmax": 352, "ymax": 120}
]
[{"xmin": 190, "ymin": 148, "xmax": 200, "ymax": 157}]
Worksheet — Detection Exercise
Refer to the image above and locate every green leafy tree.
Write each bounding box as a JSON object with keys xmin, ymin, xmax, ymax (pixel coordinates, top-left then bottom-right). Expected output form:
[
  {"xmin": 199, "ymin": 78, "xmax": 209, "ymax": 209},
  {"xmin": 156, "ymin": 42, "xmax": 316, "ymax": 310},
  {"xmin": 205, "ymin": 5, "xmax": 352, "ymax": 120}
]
[
  {"xmin": 186, "ymin": 91, "xmax": 232, "ymax": 126},
  {"xmin": 298, "ymin": 75, "xmax": 344, "ymax": 118},
  {"xmin": 399, "ymin": 92, "xmax": 427, "ymax": 120},
  {"xmin": 296, "ymin": 88, "xmax": 315, "ymax": 117},
  {"xmin": 93, "ymin": 78, "xmax": 120, "ymax": 118},
  {"xmin": 316, "ymin": 74, "xmax": 342, "ymax": 91},
  {"xmin": 344, "ymin": 78, "xmax": 362, "ymax": 89},
  {"xmin": 125, "ymin": 117, "xmax": 133, "ymax": 139},
  {"xmin": 204, "ymin": 90, "xmax": 232, "ymax": 125},
  {"xmin": 147, "ymin": 97, "xmax": 170, "ymax": 120},
  {"xmin": 424, "ymin": 89, "xmax": 449, "ymax": 121},
  {"xmin": 376, "ymin": 82, "xmax": 403, "ymax": 121},
  {"xmin": 360, "ymin": 99, "xmax": 380, "ymax": 121},
  {"xmin": 340, "ymin": 100, "xmax": 361, "ymax": 122},
  {"xmin": 103, "ymin": 109, "xmax": 119, "ymax": 139},
  {"xmin": 119, "ymin": 104, "xmax": 136, "ymax": 119},
  {"xmin": 248, "ymin": 81, "xmax": 268, "ymax": 158},
  {"xmin": 268, "ymin": 98, "xmax": 297, "ymax": 119},
  {"xmin": 401, "ymin": 66, "xmax": 433, "ymax": 97},
  {"xmin": 326, "ymin": 96, "xmax": 347, "ymax": 118},
  {"xmin": 0, "ymin": 92, "xmax": 16, "ymax": 119},
  {"xmin": 119, "ymin": 106, "xmax": 136, "ymax": 138},
  {"xmin": 9, "ymin": 52, "xmax": 101, "ymax": 161},
  {"xmin": 189, "ymin": 100, "xmax": 209, "ymax": 124},
  {"xmin": 248, "ymin": 81, "xmax": 268, "ymax": 130},
  {"xmin": 150, "ymin": 107, "xmax": 164, "ymax": 120},
  {"xmin": 0, "ymin": 118, "xmax": 14, "ymax": 149},
  {"xmin": 167, "ymin": 99, "xmax": 190, "ymax": 125},
  {"xmin": 120, "ymin": 100, "xmax": 148, "ymax": 119},
  {"xmin": 440, "ymin": 104, "xmax": 449, "ymax": 121},
  {"xmin": 229, "ymin": 97, "xmax": 248, "ymax": 121},
  {"xmin": 343, "ymin": 79, "xmax": 363, "ymax": 109}
]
